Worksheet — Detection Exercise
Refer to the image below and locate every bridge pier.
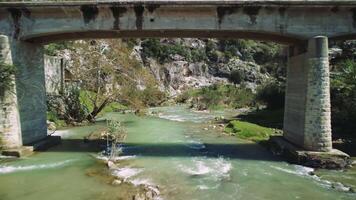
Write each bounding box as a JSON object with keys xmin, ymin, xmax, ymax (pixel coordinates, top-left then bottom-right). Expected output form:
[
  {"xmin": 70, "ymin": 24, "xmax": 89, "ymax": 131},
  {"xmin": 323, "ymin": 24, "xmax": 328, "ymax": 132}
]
[
  {"xmin": 284, "ymin": 36, "xmax": 332, "ymax": 152},
  {"xmin": 0, "ymin": 35, "xmax": 22, "ymax": 150},
  {"xmin": 10, "ymin": 40, "xmax": 48, "ymax": 146}
]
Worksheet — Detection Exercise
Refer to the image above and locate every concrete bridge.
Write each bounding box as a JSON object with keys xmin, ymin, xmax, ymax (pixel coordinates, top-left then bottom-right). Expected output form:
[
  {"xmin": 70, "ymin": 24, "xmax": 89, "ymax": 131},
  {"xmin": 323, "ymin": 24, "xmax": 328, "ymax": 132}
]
[{"xmin": 0, "ymin": 0, "xmax": 356, "ymax": 154}]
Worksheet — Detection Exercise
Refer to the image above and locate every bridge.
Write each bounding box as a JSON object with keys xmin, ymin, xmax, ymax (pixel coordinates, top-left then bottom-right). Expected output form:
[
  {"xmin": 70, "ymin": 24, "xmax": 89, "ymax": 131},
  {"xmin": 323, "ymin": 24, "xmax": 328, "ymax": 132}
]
[{"xmin": 0, "ymin": 0, "xmax": 355, "ymax": 155}]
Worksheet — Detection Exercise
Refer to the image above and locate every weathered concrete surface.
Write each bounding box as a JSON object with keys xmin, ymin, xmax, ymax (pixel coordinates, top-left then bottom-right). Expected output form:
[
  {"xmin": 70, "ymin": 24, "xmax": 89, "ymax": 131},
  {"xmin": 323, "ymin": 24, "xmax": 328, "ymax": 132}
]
[
  {"xmin": 304, "ymin": 36, "xmax": 332, "ymax": 151},
  {"xmin": 0, "ymin": 35, "xmax": 22, "ymax": 149},
  {"xmin": 44, "ymin": 55, "xmax": 64, "ymax": 95},
  {"xmin": 268, "ymin": 136, "xmax": 350, "ymax": 169},
  {"xmin": 0, "ymin": 1, "xmax": 356, "ymax": 44},
  {"xmin": 11, "ymin": 41, "xmax": 47, "ymax": 145},
  {"xmin": 283, "ymin": 49, "xmax": 308, "ymax": 147},
  {"xmin": 284, "ymin": 36, "xmax": 332, "ymax": 152}
]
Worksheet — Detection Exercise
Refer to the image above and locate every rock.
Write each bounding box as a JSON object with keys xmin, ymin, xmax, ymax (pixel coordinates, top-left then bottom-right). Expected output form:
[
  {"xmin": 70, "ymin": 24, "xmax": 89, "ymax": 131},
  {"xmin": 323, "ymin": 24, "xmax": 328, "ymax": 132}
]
[
  {"xmin": 112, "ymin": 179, "xmax": 122, "ymax": 185},
  {"xmin": 203, "ymin": 128, "xmax": 208, "ymax": 131},
  {"xmin": 145, "ymin": 191, "xmax": 154, "ymax": 199},
  {"xmin": 107, "ymin": 160, "xmax": 117, "ymax": 169},
  {"xmin": 47, "ymin": 120, "xmax": 56, "ymax": 130},
  {"xmin": 133, "ymin": 193, "xmax": 146, "ymax": 200},
  {"xmin": 351, "ymin": 160, "xmax": 356, "ymax": 166},
  {"xmin": 332, "ymin": 182, "xmax": 351, "ymax": 192}
]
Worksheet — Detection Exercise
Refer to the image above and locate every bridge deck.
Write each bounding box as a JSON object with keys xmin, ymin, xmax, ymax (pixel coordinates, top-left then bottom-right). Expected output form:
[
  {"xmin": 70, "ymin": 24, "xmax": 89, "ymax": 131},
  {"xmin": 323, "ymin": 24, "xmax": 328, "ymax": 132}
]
[{"xmin": 0, "ymin": 0, "xmax": 356, "ymax": 7}]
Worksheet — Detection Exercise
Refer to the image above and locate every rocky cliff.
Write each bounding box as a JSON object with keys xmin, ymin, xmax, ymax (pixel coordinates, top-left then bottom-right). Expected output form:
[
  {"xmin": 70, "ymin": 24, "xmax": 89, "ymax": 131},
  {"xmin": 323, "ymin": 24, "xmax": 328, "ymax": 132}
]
[{"xmin": 131, "ymin": 38, "xmax": 284, "ymax": 96}]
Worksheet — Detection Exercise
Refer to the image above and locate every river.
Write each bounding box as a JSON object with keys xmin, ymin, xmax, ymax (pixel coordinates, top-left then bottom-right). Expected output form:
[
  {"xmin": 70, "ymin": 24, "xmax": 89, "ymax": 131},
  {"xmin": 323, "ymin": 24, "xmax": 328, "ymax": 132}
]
[{"xmin": 0, "ymin": 106, "xmax": 355, "ymax": 200}]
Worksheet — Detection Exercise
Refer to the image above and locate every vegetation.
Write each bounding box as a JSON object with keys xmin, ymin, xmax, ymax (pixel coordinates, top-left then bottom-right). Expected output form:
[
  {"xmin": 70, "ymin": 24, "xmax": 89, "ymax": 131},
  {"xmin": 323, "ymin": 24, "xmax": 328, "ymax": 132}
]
[
  {"xmin": 177, "ymin": 83, "xmax": 255, "ymax": 110},
  {"xmin": 256, "ymin": 80, "xmax": 285, "ymax": 109},
  {"xmin": 224, "ymin": 120, "xmax": 278, "ymax": 142},
  {"xmin": 105, "ymin": 119, "xmax": 127, "ymax": 160},
  {"xmin": 0, "ymin": 62, "xmax": 16, "ymax": 97},
  {"xmin": 44, "ymin": 41, "xmax": 73, "ymax": 56},
  {"xmin": 330, "ymin": 59, "xmax": 356, "ymax": 138},
  {"xmin": 141, "ymin": 38, "xmax": 207, "ymax": 63},
  {"xmin": 46, "ymin": 39, "xmax": 166, "ymax": 125}
]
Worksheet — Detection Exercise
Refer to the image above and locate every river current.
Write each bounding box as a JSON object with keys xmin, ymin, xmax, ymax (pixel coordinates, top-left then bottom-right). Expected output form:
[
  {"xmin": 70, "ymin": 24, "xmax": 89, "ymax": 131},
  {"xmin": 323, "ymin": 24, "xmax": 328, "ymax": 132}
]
[{"xmin": 0, "ymin": 106, "xmax": 355, "ymax": 200}]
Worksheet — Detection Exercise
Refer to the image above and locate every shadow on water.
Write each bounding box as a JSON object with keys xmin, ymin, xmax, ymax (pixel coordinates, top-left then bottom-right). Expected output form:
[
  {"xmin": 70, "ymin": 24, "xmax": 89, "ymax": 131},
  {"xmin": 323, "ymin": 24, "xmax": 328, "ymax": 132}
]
[{"xmin": 44, "ymin": 139, "xmax": 281, "ymax": 162}]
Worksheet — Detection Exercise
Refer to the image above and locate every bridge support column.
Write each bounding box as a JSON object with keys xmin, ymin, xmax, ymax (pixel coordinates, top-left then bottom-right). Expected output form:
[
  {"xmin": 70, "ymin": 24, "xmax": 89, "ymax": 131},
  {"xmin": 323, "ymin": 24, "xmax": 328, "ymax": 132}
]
[
  {"xmin": 0, "ymin": 35, "xmax": 22, "ymax": 149},
  {"xmin": 284, "ymin": 36, "xmax": 332, "ymax": 152},
  {"xmin": 10, "ymin": 40, "xmax": 47, "ymax": 145}
]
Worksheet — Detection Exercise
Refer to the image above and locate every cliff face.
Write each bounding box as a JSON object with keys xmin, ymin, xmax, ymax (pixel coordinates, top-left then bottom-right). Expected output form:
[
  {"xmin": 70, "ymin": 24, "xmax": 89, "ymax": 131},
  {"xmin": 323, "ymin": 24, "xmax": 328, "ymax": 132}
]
[
  {"xmin": 132, "ymin": 38, "xmax": 282, "ymax": 96},
  {"xmin": 44, "ymin": 38, "xmax": 284, "ymax": 98}
]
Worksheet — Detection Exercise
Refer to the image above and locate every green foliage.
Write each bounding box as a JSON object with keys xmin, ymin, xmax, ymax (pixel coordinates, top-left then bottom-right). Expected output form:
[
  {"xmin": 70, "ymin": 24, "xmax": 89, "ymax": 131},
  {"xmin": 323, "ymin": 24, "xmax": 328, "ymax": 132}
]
[
  {"xmin": 63, "ymin": 87, "xmax": 88, "ymax": 123},
  {"xmin": 140, "ymin": 85, "xmax": 167, "ymax": 107},
  {"xmin": 256, "ymin": 80, "xmax": 285, "ymax": 109},
  {"xmin": 101, "ymin": 102, "xmax": 128, "ymax": 113},
  {"xmin": 44, "ymin": 41, "xmax": 73, "ymax": 56},
  {"xmin": 141, "ymin": 39, "xmax": 207, "ymax": 63},
  {"xmin": 330, "ymin": 59, "xmax": 356, "ymax": 136},
  {"xmin": 0, "ymin": 62, "xmax": 16, "ymax": 97},
  {"xmin": 47, "ymin": 111, "xmax": 66, "ymax": 128},
  {"xmin": 47, "ymin": 87, "xmax": 88, "ymax": 124},
  {"xmin": 224, "ymin": 120, "xmax": 277, "ymax": 142},
  {"xmin": 106, "ymin": 119, "xmax": 127, "ymax": 159},
  {"xmin": 178, "ymin": 84, "xmax": 255, "ymax": 110}
]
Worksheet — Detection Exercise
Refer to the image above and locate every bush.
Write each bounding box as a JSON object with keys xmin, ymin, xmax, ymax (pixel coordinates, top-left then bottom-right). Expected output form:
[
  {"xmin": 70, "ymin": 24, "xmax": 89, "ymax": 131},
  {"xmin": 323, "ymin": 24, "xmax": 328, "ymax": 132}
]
[
  {"xmin": 182, "ymin": 84, "xmax": 255, "ymax": 110},
  {"xmin": 256, "ymin": 81, "xmax": 285, "ymax": 109},
  {"xmin": 47, "ymin": 87, "xmax": 88, "ymax": 125},
  {"xmin": 141, "ymin": 39, "xmax": 207, "ymax": 63},
  {"xmin": 44, "ymin": 41, "xmax": 73, "ymax": 56},
  {"xmin": 330, "ymin": 59, "xmax": 356, "ymax": 136},
  {"xmin": 0, "ymin": 62, "xmax": 16, "ymax": 97}
]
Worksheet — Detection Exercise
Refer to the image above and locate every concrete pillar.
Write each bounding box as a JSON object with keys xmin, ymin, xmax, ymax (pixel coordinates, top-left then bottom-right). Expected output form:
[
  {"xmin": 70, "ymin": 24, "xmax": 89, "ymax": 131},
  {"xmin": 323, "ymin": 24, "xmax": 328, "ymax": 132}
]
[
  {"xmin": 11, "ymin": 40, "xmax": 47, "ymax": 145},
  {"xmin": 284, "ymin": 36, "xmax": 332, "ymax": 152},
  {"xmin": 0, "ymin": 35, "xmax": 22, "ymax": 149},
  {"xmin": 304, "ymin": 36, "xmax": 332, "ymax": 151}
]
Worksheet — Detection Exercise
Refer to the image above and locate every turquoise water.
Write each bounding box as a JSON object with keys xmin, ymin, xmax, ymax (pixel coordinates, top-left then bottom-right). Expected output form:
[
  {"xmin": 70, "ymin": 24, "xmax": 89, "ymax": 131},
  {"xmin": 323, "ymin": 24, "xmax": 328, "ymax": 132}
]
[{"xmin": 0, "ymin": 106, "xmax": 355, "ymax": 200}]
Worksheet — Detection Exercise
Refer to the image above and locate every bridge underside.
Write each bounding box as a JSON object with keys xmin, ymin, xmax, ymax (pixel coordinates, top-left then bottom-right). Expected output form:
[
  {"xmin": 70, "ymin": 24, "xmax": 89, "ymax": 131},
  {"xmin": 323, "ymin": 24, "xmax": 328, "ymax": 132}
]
[{"xmin": 1, "ymin": 1, "xmax": 356, "ymax": 152}]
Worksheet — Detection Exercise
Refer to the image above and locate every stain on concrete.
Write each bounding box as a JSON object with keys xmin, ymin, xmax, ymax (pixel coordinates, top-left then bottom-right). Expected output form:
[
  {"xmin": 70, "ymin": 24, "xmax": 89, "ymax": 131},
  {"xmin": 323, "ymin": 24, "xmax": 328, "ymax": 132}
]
[
  {"xmin": 243, "ymin": 6, "xmax": 261, "ymax": 24},
  {"xmin": 80, "ymin": 5, "xmax": 99, "ymax": 24},
  {"xmin": 110, "ymin": 6, "xmax": 127, "ymax": 30},
  {"xmin": 134, "ymin": 5, "xmax": 144, "ymax": 30},
  {"xmin": 7, "ymin": 8, "xmax": 21, "ymax": 39},
  {"xmin": 216, "ymin": 6, "xmax": 240, "ymax": 26},
  {"xmin": 146, "ymin": 4, "xmax": 160, "ymax": 13},
  {"xmin": 278, "ymin": 7, "xmax": 287, "ymax": 17},
  {"xmin": 21, "ymin": 8, "xmax": 31, "ymax": 18},
  {"xmin": 331, "ymin": 6, "xmax": 339, "ymax": 13},
  {"xmin": 352, "ymin": 8, "xmax": 356, "ymax": 28}
]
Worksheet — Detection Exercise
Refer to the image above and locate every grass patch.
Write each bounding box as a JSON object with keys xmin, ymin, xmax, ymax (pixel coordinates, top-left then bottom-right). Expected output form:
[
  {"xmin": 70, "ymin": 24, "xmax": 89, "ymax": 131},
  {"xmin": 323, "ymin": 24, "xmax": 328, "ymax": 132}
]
[
  {"xmin": 101, "ymin": 102, "xmax": 128, "ymax": 114},
  {"xmin": 239, "ymin": 108, "xmax": 284, "ymax": 129},
  {"xmin": 224, "ymin": 120, "xmax": 279, "ymax": 142},
  {"xmin": 47, "ymin": 111, "xmax": 66, "ymax": 128}
]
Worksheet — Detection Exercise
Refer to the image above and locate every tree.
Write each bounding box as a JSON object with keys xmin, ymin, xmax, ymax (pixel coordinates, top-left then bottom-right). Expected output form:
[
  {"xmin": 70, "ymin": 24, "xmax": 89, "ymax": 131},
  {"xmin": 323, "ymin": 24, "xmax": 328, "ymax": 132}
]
[{"xmin": 68, "ymin": 39, "xmax": 164, "ymax": 122}]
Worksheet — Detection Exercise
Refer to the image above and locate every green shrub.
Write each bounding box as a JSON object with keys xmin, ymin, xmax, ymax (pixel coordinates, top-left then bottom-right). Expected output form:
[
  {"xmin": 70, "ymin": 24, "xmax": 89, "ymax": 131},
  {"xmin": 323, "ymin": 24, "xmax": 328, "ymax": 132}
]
[
  {"xmin": 47, "ymin": 111, "xmax": 66, "ymax": 128},
  {"xmin": 44, "ymin": 41, "xmax": 73, "ymax": 56},
  {"xmin": 182, "ymin": 84, "xmax": 255, "ymax": 110},
  {"xmin": 330, "ymin": 59, "xmax": 356, "ymax": 136},
  {"xmin": 256, "ymin": 81, "xmax": 285, "ymax": 109},
  {"xmin": 0, "ymin": 62, "xmax": 16, "ymax": 97},
  {"xmin": 141, "ymin": 39, "xmax": 207, "ymax": 63}
]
